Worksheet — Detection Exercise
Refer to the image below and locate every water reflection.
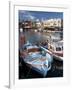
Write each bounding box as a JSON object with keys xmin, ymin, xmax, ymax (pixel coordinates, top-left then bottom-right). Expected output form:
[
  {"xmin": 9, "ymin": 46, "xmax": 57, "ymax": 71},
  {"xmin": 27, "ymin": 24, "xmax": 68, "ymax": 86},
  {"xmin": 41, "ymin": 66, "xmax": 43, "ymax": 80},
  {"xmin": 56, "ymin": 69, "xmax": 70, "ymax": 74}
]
[{"xmin": 23, "ymin": 29, "xmax": 62, "ymax": 44}]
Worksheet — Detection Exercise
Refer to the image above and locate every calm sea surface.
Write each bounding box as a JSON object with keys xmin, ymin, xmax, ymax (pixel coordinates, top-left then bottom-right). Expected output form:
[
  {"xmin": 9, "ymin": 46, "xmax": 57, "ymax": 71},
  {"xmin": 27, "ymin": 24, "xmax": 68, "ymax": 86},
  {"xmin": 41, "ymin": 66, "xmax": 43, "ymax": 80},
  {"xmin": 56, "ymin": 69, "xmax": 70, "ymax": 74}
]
[{"xmin": 23, "ymin": 29, "xmax": 62, "ymax": 44}]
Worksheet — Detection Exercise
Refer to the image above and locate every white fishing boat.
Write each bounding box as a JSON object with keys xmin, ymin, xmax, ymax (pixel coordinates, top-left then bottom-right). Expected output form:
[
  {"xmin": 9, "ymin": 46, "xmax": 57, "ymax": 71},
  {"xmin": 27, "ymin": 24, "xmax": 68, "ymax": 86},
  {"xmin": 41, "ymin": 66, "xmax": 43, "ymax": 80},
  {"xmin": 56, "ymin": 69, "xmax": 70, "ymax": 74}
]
[
  {"xmin": 48, "ymin": 40, "xmax": 63, "ymax": 61},
  {"xmin": 22, "ymin": 42, "xmax": 53, "ymax": 77}
]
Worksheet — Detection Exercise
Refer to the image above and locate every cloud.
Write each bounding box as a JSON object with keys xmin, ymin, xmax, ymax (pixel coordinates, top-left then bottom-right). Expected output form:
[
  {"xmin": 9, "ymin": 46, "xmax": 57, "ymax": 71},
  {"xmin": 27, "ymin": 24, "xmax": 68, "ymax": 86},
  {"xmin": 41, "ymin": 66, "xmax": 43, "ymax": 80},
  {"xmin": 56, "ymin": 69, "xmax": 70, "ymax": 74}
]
[{"xmin": 19, "ymin": 10, "xmax": 36, "ymax": 21}]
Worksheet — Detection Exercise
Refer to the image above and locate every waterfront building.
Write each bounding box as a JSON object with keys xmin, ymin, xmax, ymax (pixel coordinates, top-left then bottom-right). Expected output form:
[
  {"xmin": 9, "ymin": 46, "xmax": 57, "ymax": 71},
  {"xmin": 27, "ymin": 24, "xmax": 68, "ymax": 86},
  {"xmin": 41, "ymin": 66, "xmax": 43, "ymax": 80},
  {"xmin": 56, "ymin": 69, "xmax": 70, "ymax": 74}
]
[
  {"xmin": 19, "ymin": 21, "xmax": 32, "ymax": 29},
  {"xmin": 36, "ymin": 19, "xmax": 41, "ymax": 30},
  {"xmin": 42, "ymin": 18, "xmax": 62, "ymax": 29}
]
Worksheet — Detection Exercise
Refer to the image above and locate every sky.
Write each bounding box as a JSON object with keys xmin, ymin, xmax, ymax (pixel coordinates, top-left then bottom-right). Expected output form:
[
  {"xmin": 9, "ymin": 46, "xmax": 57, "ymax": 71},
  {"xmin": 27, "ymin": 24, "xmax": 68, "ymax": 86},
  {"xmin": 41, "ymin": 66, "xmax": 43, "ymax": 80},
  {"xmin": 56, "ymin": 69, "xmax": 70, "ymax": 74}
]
[{"xmin": 19, "ymin": 10, "xmax": 63, "ymax": 22}]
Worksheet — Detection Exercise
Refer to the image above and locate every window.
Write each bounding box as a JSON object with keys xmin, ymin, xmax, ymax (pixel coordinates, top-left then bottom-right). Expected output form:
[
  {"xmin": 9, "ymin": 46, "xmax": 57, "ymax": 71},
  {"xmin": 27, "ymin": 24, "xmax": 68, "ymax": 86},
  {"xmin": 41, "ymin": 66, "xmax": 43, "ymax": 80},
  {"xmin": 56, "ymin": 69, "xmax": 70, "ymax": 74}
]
[{"xmin": 56, "ymin": 47, "xmax": 61, "ymax": 51}]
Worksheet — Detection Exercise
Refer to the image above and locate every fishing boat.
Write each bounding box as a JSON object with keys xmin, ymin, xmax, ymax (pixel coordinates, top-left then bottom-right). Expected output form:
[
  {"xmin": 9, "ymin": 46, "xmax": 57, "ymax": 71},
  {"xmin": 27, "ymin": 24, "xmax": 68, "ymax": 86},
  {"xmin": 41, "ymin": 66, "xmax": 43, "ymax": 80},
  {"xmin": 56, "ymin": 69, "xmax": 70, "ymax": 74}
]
[
  {"xmin": 48, "ymin": 40, "xmax": 63, "ymax": 61},
  {"xmin": 21, "ymin": 41, "xmax": 53, "ymax": 77}
]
